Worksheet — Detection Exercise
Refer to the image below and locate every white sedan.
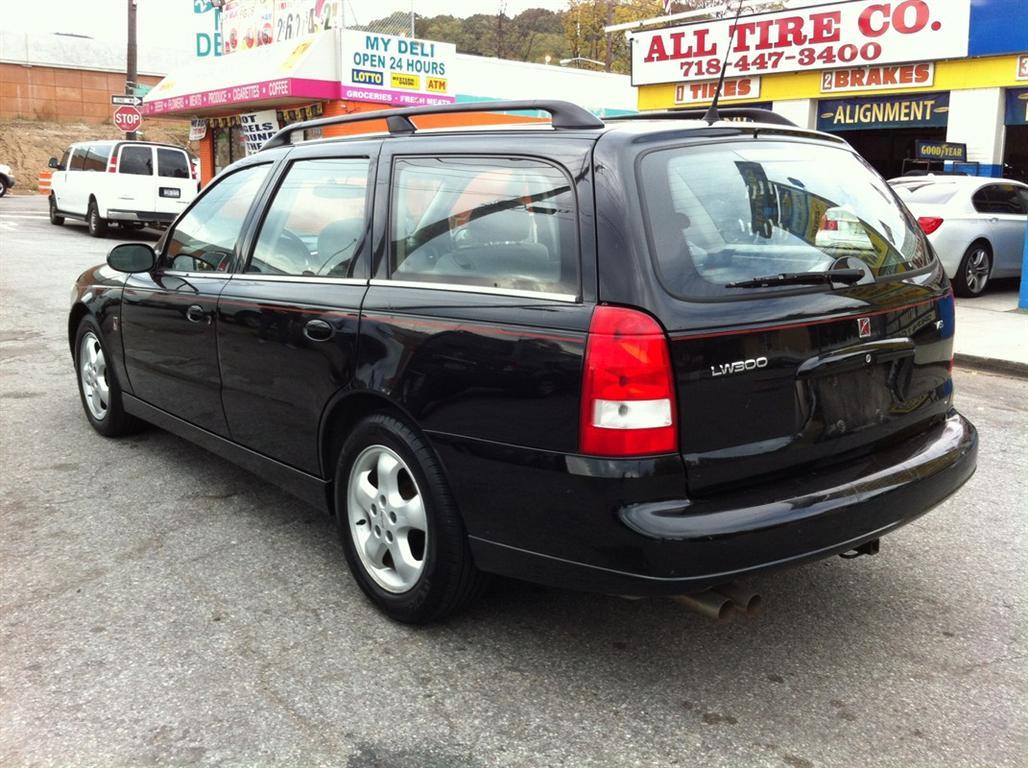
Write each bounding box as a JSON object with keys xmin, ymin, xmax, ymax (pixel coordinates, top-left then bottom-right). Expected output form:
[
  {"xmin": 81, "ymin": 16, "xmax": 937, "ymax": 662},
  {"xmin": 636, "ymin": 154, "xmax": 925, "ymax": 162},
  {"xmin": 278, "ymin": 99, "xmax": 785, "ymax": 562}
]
[{"xmin": 890, "ymin": 175, "xmax": 1027, "ymax": 297}]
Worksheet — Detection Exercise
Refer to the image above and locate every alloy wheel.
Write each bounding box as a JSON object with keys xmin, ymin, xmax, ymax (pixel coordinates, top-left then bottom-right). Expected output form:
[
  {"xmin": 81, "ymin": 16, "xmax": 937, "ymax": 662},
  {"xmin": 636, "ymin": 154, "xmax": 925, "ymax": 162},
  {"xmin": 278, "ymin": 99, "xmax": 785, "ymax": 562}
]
[
  {"xmin": 347, "ymin": 444, "xmax": 428, "ymax": 593},
  {"xmin": 79, "ymin": 331, "xmax": 109, "ymax": 420},
  {"xmin": 964, "ymin": 248, "xmax": 990, "ymax": 295}
]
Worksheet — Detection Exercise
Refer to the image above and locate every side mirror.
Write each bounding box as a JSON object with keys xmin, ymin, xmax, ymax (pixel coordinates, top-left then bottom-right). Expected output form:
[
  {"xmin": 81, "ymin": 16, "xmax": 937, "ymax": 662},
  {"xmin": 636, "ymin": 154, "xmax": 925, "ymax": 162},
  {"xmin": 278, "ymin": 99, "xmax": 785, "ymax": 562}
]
[
  {"xmin": 48, "ymin": 157, "xmax": 60, "ymax": 170},
  {"xmin": 107, "ymin": 243, "xmax": 156, "ymax": 273}
]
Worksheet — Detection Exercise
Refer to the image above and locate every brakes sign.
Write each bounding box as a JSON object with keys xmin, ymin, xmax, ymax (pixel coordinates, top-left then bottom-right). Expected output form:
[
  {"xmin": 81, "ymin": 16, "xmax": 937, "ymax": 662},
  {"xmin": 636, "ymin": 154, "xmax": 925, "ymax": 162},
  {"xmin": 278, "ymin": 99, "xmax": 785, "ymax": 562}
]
[{"xmin": 113, "ymin": 105, "xmax": 142, "ymax": 132}]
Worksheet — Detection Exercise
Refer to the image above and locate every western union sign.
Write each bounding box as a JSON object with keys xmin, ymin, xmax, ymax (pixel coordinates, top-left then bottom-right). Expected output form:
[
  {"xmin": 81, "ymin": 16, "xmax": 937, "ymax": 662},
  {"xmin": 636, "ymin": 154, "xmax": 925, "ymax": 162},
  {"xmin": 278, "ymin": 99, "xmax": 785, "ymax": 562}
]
[{"xmin": 817, "ymin": 93, "xmax": 950, "ymax": 132}]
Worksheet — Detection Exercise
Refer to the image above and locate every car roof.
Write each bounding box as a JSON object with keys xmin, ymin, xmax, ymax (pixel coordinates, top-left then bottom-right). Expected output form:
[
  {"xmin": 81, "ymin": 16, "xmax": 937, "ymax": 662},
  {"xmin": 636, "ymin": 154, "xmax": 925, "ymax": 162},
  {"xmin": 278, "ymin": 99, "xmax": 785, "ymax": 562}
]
[{"xmin": 70, "ymin": 140, "xmax": 188, "ymax": 151}]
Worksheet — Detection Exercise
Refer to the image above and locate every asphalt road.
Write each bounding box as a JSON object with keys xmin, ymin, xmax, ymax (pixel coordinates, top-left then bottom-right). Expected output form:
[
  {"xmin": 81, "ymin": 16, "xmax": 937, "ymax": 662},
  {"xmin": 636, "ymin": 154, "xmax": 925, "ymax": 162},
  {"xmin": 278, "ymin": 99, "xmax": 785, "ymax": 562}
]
[{"xmin": 1, "ymin": 194, "xmax": 1026, "ymax": 768}]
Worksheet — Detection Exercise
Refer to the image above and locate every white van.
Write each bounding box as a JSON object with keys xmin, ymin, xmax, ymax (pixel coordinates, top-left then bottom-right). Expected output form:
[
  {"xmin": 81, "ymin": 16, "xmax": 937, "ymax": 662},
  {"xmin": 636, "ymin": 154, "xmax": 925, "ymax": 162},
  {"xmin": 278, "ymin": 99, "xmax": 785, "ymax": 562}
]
[{"xmin": 48, "ymin": 141, "xmax": 199, "ymax": 236}]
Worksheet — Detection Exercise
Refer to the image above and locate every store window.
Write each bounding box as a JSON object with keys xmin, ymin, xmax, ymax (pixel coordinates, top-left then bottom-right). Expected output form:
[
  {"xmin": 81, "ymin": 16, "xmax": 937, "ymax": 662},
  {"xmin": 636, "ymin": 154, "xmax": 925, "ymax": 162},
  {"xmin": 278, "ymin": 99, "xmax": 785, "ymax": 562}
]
[{"xmin": 213, "ymin": 125, "xmax": 247, "ymax": 175}]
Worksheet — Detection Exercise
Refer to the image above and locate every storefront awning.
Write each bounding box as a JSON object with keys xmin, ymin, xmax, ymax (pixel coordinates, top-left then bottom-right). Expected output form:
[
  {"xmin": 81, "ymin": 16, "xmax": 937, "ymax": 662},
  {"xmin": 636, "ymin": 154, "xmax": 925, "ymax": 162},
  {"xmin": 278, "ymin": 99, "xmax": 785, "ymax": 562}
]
[{"xmin": 142, "ymin": 31, "xmax": 339, "ymax": 117}]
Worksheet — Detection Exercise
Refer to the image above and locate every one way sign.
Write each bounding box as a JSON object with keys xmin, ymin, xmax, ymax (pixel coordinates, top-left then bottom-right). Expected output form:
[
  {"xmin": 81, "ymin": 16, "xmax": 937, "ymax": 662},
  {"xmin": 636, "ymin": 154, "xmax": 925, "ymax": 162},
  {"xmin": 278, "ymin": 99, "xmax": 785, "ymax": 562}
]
[{"xmin": 111, "ymin": 94, "xmax": 143, "ymax": 106}]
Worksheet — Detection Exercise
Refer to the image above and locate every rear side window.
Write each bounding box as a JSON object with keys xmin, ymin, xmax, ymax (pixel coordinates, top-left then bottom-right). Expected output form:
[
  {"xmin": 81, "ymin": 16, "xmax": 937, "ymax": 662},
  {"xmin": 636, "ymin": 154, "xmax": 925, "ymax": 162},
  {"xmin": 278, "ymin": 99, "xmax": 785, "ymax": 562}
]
[
  {"xmin": 249, "ymin": 158, "xmax": 370, "ymax": 277},
  {"xmin": 119, "ymin": 146, "xmax": 153, "ymax": 176},
  {"xmin": 973, "ymin": 184, "xmax": 1027, "ymax": 214},
  {"xmin": 638, "ymin": 141, "xmax": 932, "ymax": 299},
  {"xmin": 69, "ymin": 149, "xmax": 86, "ymax": 171},
  {"xmin": 157, "ymin": 148, "xmax": 190, "ymax": 179},
  {"xmin": 390, "ymin": 156, "xmax": 579, "ymax": 297},
  {"xmin": 82, "ymin": 143, "xmax": 113, "ymax": 172}
]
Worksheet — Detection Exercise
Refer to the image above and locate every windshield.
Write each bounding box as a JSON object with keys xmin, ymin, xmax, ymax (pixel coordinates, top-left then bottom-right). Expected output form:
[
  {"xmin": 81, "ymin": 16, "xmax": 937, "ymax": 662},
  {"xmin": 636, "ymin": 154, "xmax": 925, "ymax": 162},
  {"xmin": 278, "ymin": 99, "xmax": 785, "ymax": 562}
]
[{"xmin": 638, "ymin": 140, "xmax": 933, "ymax": 298}]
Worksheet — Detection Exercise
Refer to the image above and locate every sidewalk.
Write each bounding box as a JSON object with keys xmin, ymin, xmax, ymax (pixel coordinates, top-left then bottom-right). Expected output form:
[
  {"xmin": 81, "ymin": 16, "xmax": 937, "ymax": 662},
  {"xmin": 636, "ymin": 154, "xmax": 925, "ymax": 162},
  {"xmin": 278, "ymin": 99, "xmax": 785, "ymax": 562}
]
[{"xmin": 954, "ymin": 281, "xmax": 1028, "ymax": 379}]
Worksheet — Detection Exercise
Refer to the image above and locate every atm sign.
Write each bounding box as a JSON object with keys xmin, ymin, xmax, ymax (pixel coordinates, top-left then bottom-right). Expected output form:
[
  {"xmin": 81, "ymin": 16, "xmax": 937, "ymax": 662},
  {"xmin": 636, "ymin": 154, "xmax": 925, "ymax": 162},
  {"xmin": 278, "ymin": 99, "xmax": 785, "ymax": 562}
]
[
  {"xmin": 351, "ymin": 68, "xmax": 384, "ymax": 86},
  {"xmin": 426, "ymin": 77, "xmax": 448, "ymax": 93}
]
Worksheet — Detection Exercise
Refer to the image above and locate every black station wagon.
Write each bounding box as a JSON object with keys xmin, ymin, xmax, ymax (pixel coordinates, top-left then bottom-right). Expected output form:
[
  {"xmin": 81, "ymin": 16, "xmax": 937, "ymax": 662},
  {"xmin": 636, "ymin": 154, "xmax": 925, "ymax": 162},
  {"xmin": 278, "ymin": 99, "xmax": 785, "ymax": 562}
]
[{"xmin": 69, "ymin": 101, "xmax": 978, "ymax": 623}]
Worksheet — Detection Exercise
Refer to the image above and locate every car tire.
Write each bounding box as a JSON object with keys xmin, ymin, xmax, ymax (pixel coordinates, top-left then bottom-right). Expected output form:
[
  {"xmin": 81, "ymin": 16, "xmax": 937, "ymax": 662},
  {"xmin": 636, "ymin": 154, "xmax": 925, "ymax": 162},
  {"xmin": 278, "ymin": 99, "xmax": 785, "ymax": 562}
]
[
  {"xmin": 87, "ymin": 200, "xmax": 108, "ymax": 238},
  {"xmin": 74, "ymin": 316, "xmax": 143, "ymax": 437},
  {"xmin": 49, "ymin": 194, "xmax": 64, "ymax": 225},
  {"xmin": 0, "ymin": 178, "xmax": 8, "ymax": 198},
  {"xmin": 334, "ymin": 413, "xmax": 488, "ymax": 624},
  {"xmin": 953, "ymin": 241, "xmax": 992, "ymax": 298}
]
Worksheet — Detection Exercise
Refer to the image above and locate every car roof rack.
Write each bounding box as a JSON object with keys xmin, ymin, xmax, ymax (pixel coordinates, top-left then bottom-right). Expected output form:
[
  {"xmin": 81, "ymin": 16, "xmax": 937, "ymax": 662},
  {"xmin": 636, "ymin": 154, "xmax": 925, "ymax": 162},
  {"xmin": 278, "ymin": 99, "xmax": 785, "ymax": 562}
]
[
  {"xmin": 607, "ymin": 107, "xmax": 797, "ymax": 128},
  {"xmin": 261, "ymin": 99, "xmax": 605, "ymax": 151}
]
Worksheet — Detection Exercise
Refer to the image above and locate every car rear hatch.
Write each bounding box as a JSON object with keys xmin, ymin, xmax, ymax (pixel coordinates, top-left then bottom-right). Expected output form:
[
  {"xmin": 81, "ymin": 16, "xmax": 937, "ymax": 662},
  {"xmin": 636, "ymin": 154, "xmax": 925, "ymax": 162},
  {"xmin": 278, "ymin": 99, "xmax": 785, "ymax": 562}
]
[{"xmin": 634, "ymin": 135, "xmax": 955, "ymax": 496}]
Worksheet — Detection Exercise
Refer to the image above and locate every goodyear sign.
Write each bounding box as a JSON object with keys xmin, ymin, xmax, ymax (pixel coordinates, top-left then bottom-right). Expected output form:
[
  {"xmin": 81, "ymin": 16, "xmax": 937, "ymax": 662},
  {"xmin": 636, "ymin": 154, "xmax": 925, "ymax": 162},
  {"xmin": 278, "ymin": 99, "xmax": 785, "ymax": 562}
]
[
  {"xmin": 341, "ymin": 30, "xmax": 456, "ymax": 106},
  {"xmin": 817, "ymin": 92, "xmax": 950, "ymax": 132},
  {"xmin": 915, "ymin": 141, "xmax": 967, "ymax": 162}
]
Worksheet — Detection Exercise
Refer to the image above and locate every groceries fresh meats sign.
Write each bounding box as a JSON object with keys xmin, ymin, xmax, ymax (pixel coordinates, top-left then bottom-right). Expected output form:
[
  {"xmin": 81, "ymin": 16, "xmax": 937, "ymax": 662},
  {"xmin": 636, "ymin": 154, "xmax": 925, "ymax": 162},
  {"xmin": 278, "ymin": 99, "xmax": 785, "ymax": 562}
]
[{"xmin": 631, "ymin": 0, "xmax": 971, "ymax": 86}]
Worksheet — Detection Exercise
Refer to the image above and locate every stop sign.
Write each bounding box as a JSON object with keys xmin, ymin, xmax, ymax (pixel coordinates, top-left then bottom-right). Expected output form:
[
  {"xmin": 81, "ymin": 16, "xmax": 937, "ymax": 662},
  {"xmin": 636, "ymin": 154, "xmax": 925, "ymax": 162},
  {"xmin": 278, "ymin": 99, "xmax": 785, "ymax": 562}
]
[{"xmin": 113, "ymin": 105, "xmax": 142, "ymax": 133}]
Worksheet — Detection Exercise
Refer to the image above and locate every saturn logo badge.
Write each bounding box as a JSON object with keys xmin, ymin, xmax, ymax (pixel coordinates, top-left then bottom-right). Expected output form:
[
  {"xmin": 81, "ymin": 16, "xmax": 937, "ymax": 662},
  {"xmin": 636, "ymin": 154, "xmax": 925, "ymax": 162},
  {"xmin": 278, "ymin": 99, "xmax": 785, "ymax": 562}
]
[{"xmin": 857, "ymin": 317, "xmax": 872, "ymax": 338}]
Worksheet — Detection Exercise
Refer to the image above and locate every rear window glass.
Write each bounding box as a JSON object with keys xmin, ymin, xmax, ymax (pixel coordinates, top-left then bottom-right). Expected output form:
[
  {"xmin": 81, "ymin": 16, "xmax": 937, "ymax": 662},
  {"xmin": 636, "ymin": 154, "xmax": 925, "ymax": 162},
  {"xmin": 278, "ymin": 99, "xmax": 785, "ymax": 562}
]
[
  {"xmin": 119, "ymin": 146, "xmax": 153, "ymax": 176},
  {"xmin": 892, "ymin": 183, "xmax": 958, "ymax": 204},
  {"xmin": 638, "ymin": 141, "xmax": 933, "ymax": 299},
  {"xmin": 157, "ymin": 148, "xmax": 190, "ymax": 178},
  {"xmin": 390, "ymin": 156, "xmax": 579, "ymax": 297}
]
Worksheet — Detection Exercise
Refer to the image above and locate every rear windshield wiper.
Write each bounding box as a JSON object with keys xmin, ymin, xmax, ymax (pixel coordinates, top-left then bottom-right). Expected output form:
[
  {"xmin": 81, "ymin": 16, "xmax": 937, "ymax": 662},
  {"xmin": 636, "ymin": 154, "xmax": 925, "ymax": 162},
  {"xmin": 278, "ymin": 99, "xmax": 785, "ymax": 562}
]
[{"xmin": 726, "ymin": 268, "xmax": 865, "ymax": 289}]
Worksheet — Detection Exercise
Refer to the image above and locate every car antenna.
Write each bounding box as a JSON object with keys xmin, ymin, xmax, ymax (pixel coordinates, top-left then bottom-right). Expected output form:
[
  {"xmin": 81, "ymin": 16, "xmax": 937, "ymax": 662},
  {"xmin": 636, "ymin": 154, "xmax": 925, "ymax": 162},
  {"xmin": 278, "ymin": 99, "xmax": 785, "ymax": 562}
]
[{"xmin": 703, "ymin": 0, "xmax": 747, "ymax": 125}]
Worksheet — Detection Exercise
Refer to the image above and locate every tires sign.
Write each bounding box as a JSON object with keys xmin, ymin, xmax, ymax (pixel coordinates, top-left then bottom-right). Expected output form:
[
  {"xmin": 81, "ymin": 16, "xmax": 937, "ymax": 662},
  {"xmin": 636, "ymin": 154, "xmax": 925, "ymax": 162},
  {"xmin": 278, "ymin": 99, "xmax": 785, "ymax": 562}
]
[
  {"xmin": 630, "ymin": 0, "xmax": 971, "ymax": 86},
  {"xmin": 113, "ymin": 106, "xmax": 142, "ymax": 133}
]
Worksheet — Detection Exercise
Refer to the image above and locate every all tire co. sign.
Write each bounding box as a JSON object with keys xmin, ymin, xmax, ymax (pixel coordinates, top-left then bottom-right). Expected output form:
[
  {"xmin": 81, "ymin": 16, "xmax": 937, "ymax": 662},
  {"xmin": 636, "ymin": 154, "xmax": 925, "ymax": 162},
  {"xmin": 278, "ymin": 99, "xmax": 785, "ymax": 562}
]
[{"xmin": 630, "ymin": 0, "xmax": 971, "ymax": 86}]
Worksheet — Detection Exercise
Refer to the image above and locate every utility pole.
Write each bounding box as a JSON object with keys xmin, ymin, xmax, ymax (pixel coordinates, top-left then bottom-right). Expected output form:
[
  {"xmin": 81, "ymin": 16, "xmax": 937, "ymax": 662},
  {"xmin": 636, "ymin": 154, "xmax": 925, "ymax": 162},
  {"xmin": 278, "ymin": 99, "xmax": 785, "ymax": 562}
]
[{"xmin": 126, "ymin": 0, "xmax": 138, "ymax": 139}]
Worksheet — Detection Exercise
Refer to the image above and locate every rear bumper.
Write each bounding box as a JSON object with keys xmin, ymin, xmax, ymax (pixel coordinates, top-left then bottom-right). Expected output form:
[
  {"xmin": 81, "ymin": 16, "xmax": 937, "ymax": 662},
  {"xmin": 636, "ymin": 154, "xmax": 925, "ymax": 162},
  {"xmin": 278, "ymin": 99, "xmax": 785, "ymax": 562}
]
[
  {"xmin": 441, "ymin": 411, "xmax": 977, "ymax": 595},
  {"xmin": 106, "ymin": 209, "xmax": 177, "ymax": 223}
]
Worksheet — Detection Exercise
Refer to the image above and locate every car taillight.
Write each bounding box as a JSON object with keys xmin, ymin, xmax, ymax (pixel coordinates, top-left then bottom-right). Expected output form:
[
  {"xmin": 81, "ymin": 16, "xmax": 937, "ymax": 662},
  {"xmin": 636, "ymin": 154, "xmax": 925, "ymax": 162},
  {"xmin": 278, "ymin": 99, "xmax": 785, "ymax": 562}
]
[
  {"xmin": 580, "ymin": 306, "xmax": 677, "ymax": 457},
  {"xmin": 107, "ymin": 154, "xmax": 117, "ymax": 173},
  {"xmin": 819, "ymin": 215, "xmax": 839, "ymax": 231},
  {"xmin": 918, "ymin": 216, "xmax": 943, "ymax": 234}
]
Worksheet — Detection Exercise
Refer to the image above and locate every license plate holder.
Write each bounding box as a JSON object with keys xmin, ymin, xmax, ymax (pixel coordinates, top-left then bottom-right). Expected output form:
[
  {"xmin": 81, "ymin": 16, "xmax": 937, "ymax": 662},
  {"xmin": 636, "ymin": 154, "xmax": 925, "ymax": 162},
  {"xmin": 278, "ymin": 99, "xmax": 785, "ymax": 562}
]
[{"xmin": 159, "ymin": 187, "xmax": 181, "ymax": 199}]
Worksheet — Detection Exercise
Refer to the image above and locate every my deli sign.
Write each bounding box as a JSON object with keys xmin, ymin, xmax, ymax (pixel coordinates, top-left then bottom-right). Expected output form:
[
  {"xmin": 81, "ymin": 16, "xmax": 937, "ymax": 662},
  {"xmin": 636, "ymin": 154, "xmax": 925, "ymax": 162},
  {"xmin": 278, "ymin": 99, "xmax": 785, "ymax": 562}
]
[{"xmin": 631, "ymin": 0, "xmax": 971, "ymax": 86}]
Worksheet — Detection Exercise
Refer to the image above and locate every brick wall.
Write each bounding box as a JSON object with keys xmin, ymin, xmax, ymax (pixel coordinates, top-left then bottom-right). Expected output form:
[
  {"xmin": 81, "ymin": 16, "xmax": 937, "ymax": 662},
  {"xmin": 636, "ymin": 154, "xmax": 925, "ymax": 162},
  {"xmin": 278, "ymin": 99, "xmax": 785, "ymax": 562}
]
[{"xmin": 0, "ymin": 64, "xmax": 164, "ymax": 122}]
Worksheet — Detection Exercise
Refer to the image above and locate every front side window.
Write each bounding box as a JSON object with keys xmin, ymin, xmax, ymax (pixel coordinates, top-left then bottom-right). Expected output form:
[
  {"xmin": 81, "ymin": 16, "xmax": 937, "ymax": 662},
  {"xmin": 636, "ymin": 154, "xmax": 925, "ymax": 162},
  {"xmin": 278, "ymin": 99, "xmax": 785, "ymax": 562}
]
[
  {"xmin": 164, "ymin": 164, "xmax": 270, "ymax": 273},
  {"xmin": 248, "ymin": 158, "xmax": 370, "ymax": 277},
  {"xmin": 157, "ymin": 148, "xmax": 190, "ymax": 179},
  {"xmin": 119, "ymin": 146, "xmax": 153, "ymax": 176},
  {"xmin": 639, "ymin": 140, "xmax": 933, "ymax": 299},
  {"xmin": 59, "ymin": 149, "xmax": 71, "ymax": 169},
  {"xmin": 390, "ymin": 156, "xmax": 579, "ymax": 296},
  {"xmin": 69, "ymin": 149, "xmax": 86, "ymax": 171}
]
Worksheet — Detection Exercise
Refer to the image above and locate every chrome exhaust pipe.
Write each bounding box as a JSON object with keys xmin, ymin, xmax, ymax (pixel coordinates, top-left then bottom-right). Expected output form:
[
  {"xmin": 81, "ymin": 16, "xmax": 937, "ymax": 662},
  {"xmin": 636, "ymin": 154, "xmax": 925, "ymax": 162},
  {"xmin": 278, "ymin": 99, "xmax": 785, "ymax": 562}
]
[
  {"xmin": 672, "ymin": 591, "xmax": 736, "ymax": 621},
  {"xmin": 712, "ymin": 583, "xmax": 762, "ymax": 616}
]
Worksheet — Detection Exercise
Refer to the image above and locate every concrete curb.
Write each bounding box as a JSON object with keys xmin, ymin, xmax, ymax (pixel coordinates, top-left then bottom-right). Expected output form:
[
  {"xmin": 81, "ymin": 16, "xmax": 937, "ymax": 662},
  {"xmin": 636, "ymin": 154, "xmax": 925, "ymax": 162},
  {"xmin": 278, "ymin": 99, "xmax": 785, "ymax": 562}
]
[{"xmin": 954, "ymin": 353, "xmax": 1028, "ymax": 381}]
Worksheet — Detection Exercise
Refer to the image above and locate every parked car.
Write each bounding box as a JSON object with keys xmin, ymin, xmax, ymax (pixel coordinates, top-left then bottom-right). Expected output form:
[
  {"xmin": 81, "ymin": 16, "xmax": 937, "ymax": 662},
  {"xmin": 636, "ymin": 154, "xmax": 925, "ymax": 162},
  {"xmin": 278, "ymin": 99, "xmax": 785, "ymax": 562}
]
[
  {"xmin": 48, "ymin": 140, "xmax": 199, "ymax": 236},
  {"xmin": 0, "ymin": 163, "xmax": 14, "ymax": 197},
  {"xmin": 889, "ymin": 175, "xmax": 1028, "ymax": 297},
  {"xmin": 68, "ymin": 102, "xmax": 977, "ymax": 623}
]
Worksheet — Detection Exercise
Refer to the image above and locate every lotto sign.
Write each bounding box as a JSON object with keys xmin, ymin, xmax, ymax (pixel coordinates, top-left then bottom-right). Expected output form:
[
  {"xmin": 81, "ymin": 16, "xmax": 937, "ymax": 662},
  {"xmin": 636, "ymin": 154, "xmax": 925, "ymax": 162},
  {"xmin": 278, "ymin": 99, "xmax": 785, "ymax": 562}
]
[
  {"xmin": 341, "ymin": 30, "xmax": 456, "ymax": 107},
  {"xmin": 113, "ymin": 106, "xmax": 142, "ymax": 133},
  {"xmin": 631, "ymin": 0, "xmax": 971, "ymax": 85}
]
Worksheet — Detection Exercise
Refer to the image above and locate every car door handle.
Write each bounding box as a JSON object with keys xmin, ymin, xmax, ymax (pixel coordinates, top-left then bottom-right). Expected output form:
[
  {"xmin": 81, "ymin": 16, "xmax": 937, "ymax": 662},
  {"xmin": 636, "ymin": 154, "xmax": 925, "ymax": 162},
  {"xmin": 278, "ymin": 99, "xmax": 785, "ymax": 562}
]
[
  {"xmin": 303, "ymin": 319, "xmax": 334, "ymax": 342},
  {"xmin": 185, "ymin": 304, "xmax": 210, "ymax": 324}
]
